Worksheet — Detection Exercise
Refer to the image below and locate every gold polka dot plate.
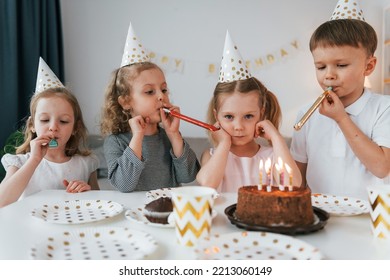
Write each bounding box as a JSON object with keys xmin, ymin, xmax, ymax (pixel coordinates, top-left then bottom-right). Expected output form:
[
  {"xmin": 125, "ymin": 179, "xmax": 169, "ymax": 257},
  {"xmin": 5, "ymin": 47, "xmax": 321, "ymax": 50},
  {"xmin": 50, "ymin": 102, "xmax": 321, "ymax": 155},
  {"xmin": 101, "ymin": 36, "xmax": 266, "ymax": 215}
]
[
  {"xmin": 31, "ymin": 200, "xmax": 124, "ymax": 224},
  {"xmin": 30, "ymin": 227, "xmax": 158, "ymax": 260},
  {"xmin": 146, "ymin": 188, "xmax": 219, "ymax": 202},
  {"xmin": 194, "ymin": 231, "xmax": 324, "ymax": 260},
  {"xmin": 311, "ymin": 193, "xmax": 369, "ymax": 216}
]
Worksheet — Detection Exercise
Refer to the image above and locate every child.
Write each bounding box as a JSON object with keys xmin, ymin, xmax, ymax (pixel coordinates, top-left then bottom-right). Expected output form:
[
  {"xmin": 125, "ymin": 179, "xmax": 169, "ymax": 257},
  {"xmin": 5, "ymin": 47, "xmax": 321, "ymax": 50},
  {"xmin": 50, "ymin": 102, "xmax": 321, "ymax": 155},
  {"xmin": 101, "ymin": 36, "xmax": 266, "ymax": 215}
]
[
  {"xmin": 0, "ymin": 58, "xmax": 99, "ymax": 207},
  {"xmin": 100, "ymin": 23, "xmax": 199, "ymax": 192},
  {"xmin": 290, "ymin": 1, "xmax": 390, "ymax": 199},
  {"xmin": 196, "ymin": 31, "xmax": 301, "ymax": 192}
]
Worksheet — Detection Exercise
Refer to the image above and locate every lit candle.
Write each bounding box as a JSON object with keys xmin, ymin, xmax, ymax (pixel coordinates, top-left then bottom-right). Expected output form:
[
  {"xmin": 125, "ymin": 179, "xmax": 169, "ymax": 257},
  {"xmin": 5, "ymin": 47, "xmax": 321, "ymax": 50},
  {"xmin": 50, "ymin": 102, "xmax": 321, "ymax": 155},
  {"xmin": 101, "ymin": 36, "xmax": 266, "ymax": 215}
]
[
  {"xmin": 277, "ymin": 157, "xmax": 284, "ymax": 186},
  {"xmin": 258, "ymin": 160, "xmax": 264, "ymax": 190},
  {"xmin": 285, "ymin": 163, "xmax": 293, "ymax": 191},
  {"xmin": 275, "ymin": 163, "xmax": 284, "ymax": 191},
  {"xmin": 265, "ymin": 158, "xmax": 272, "ymax": 188}
]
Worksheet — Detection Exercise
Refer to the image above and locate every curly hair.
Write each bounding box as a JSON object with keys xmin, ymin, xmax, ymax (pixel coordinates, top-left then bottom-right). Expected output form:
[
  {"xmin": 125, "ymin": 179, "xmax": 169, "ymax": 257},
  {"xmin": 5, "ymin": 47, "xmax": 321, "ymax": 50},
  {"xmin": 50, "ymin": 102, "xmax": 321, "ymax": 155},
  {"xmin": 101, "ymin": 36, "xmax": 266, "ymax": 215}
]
[
  {"xmin": 100, "ymin": 62, "xmax": 163, "ymax": 135},
  {"xmin": 16, "ymin": 87, "xmax": 90, "ymax": 157}
]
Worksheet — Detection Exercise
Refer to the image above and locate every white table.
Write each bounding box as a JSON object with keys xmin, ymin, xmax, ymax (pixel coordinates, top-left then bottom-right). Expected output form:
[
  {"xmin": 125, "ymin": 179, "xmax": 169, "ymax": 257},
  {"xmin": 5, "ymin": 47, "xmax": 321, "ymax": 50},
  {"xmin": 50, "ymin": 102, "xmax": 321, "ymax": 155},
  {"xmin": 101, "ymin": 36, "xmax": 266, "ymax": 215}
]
[{"xmin": 0, "ymin": 189, "xmax": 389, "ymax": 260}]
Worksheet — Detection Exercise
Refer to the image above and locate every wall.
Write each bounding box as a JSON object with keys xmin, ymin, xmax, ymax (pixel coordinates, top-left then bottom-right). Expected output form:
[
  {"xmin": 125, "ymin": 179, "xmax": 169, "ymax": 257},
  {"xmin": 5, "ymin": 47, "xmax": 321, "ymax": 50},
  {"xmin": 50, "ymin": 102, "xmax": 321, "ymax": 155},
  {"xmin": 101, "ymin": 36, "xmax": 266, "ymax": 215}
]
[{"xmin": 60, "ymin": 0, "xmax": 388, "ymax": 138}]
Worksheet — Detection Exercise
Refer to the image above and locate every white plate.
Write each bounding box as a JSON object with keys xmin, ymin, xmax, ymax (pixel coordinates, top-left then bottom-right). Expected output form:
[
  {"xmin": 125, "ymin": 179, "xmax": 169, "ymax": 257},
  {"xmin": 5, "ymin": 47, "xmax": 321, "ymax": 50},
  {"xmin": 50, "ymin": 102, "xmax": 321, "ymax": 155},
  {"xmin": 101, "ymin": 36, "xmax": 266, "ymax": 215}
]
[
  {"xmin": 146, "ymin": 187, "xmax": 219, "ymax": 201},
  {"xmin": 311, "ymin": 193, "xmax": 369, "ymax": 216},
  {"xmin": 125, "ymin": 207, "xmax": 217, "ymax": 228},
  {"xmin": 30, "ymin": 227, "xmax": 157, "ymax": 260},
  {"xmin": 194, "ymin": 231, "xmax": 324, "ymax": 260},
  {"xmin": 31, "ymin": 200, "xmax": 124, "ymax": 224}
]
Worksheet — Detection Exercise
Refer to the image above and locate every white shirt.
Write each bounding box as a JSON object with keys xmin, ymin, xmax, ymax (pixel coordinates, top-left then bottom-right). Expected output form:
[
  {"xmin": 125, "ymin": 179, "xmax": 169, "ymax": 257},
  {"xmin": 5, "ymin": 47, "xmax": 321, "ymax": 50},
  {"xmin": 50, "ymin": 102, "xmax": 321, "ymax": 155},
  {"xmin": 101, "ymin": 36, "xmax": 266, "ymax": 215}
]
[
  {"xmin": 1, "ymin": 153, "xmax": 99, "ymax": 199},
  {"xmin": 291, "ymin": 89, "xmax": 390, "ymax": 199},
  {"xmin": 210, "ymin": 145, "xmax": 273, "ymax": 193}
]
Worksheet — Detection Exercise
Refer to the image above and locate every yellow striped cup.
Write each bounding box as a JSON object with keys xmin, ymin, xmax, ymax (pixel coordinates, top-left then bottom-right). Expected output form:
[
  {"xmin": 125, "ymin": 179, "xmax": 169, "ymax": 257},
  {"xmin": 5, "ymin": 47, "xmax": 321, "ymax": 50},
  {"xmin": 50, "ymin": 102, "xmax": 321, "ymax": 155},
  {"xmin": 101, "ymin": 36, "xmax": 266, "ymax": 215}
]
[
  {"xmin": 171, "ymin": 186, "xmax": 216, "ymax": 247},
  {"xmin": 367, "ymin": 184, "xmax": 390, "ymax": 239}
]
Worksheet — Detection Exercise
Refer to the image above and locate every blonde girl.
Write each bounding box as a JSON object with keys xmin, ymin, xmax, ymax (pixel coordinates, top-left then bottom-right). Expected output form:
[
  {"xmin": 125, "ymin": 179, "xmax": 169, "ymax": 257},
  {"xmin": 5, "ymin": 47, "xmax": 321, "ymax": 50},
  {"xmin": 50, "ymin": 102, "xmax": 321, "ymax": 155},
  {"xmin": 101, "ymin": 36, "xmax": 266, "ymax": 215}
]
[
  {"xmin": 0, "ymin": 87, "xmax": 99, "ymax": 207},
  {"xmin": 101, "ymin": 62, "xmax": 199, "ymax": 192},
  {"xmin": 196, "ymin": 77, "xmax": 302, "ymax": 192}
]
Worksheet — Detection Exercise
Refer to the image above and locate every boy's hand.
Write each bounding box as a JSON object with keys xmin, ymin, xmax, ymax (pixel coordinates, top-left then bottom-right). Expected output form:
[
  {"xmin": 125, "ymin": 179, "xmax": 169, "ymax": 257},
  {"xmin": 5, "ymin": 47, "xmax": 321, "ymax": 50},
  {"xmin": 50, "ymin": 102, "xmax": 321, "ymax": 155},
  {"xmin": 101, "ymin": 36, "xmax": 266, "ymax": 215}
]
[
  {"xmin": 319, "ymin": 91, "xmax": 349, "ymax": 123},
  {"xmin": 63, "ymin": 179, "xmax": 91, "ymax": 193}
]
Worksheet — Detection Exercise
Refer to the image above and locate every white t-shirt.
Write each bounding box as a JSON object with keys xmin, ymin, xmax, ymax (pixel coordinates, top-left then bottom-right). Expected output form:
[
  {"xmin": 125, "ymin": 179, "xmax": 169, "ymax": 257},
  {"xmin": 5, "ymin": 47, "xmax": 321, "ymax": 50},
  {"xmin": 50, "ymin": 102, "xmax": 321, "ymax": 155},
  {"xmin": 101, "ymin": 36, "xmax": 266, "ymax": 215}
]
[
  {"xmin": 210, "ymin": 145, "xmax": 273, "ymax": 193},
  {"xmin": 291, "ymin": 89, "xmax": 390, "ymax": 199},
  {"xmin": 1, "ymin": 153, "xmax": 99, "ymax": 199}
]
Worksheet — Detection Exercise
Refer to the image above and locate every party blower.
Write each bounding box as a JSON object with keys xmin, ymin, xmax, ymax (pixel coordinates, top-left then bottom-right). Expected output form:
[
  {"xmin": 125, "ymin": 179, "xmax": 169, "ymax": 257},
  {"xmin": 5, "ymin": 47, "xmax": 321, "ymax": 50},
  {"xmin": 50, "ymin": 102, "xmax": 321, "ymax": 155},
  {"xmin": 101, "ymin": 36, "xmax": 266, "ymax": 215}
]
[
  {"xmin": 293, "ymin": 87, "xmax": 333, "ymax": 131},
  {"xmin": 163, "ymin": 108, "xmax": 220, "ymax": 132}
]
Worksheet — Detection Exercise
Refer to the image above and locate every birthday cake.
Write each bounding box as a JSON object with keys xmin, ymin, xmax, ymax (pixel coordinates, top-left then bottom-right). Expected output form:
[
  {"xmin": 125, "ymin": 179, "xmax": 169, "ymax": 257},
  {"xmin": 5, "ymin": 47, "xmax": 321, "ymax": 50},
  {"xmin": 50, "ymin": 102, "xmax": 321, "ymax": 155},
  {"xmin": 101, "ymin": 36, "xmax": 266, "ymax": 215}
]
[{"xmin": 235, "ymin": 185, "xmax": 314, "ymax": 227}]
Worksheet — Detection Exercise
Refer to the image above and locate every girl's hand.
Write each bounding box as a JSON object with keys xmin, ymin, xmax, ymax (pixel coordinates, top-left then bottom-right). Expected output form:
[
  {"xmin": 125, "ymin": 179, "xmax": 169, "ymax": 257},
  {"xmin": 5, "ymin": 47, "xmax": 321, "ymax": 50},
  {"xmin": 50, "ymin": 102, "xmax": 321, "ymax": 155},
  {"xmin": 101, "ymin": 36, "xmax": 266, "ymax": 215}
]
[
  {"xmin": 29, "ymin": 135, "xmax": 51, "ymax": 162},
  {"xmin": 128, "ymin": 115, "xmax": 149, "ymax": 136},
  {"xmin": 63, "ymin": 179, "xmax": 92, "ymax": 193},
  {"xmin": 255, "ymin": 120, "xmax": 280, "ymax": 141},
  {"xmin": 161, "ymin": 104, "xmax": 180, "ymax": 134},
  {"xmin": 211, "ymin": 122, "xmax": 231, "ymax": 147},
  {"xmin": 319, "ymin": 91, "xmax": 349, "ymax": 123}
]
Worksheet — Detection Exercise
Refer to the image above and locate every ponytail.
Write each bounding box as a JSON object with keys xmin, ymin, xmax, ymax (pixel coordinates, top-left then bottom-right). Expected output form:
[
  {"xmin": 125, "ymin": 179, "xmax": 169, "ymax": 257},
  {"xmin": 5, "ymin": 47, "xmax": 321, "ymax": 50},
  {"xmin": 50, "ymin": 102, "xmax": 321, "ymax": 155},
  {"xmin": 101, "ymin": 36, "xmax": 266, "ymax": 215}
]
[{"xmin": 259, "ymin": 83, "xmax": 282, "ymax": 129}]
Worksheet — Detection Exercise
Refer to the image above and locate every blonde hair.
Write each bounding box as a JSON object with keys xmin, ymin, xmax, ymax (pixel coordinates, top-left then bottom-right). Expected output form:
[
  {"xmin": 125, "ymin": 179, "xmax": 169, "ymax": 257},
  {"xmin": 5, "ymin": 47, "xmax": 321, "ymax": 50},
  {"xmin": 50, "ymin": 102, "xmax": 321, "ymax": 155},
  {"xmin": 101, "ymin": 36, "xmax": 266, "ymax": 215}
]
[
  {"xmin": 207, "ymin": 77, "xmax": 281, "ymax": 130},
  {"xmin": 100, "ymin": 62, "xmax": 164, "ymax": 135},
  {"xmin": 16, "ymin": 87, "xmax": 90, "ymax": 156}
]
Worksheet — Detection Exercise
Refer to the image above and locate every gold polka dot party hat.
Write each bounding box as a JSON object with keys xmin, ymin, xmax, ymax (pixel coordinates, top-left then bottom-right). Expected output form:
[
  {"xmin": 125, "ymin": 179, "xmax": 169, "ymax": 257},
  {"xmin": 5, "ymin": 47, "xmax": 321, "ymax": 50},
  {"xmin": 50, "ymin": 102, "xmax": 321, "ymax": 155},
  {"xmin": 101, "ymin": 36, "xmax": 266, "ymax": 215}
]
[
  {"xmin": 218, "ymin": 30, "xmax": 251, "ymax": 83},
  {"xmin": 330, "ymin": 0, "xmax": 365, "ymax": 21},
  {"xmin": 35, "ymin": 57, "xmax": 64, "ymax": 94},
  {"xmin": 120, "ymin": 22, "xmax": 150, "ymax": 67}
]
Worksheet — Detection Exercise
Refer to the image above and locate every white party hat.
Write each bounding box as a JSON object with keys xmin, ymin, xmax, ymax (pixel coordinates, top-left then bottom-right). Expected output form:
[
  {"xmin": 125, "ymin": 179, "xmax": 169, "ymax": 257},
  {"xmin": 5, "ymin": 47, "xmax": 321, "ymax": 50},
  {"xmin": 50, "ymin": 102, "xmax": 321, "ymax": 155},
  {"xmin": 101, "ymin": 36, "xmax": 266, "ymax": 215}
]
[
  {"xmin": 330, "ymin": 0, "xmax": 365, "ymax": 21},
  {"xmin": 120, "ymin": 22, "xmax": 150, "ymax": 67},
  {"xmin": 218, "ymin": 31, "xmax": 251, "ymax": 83},
  {"xmin": 35, "ymin": 57, "xmax": 64, "ymax": 94}
]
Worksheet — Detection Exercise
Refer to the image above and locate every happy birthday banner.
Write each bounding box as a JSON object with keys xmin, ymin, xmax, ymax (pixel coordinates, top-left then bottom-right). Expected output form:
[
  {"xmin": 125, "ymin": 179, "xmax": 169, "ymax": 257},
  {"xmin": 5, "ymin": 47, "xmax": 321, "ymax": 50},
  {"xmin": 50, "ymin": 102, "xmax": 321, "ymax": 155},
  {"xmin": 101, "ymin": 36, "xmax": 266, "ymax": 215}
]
[
  {"xmin": 148, "ymin": 39, "xmax": 300, "ymax": 76},
  {"xmin": 149, "ymin": 51, "xmax": 185, "ymax": 73}
]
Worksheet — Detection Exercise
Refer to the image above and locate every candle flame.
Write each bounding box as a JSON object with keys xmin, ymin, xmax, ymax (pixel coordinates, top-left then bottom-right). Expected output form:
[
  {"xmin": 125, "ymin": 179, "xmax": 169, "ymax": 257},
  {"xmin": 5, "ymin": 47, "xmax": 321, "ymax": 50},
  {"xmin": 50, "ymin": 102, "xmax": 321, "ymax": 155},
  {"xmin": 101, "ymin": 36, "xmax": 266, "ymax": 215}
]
[
  {"xmin": 278, "ymin": 157, "xmax": 283, "ymax": 168},
  {"xmin": 258, "ymin": 159, "xmax": 264, "ymax": 188},
  {"xmin": 275, "ymin": 162, "xmax": 284, "ymax": 187},
  {"xmin": 265, "ymin": 158, "xmax": 271, "ymax": 172}
]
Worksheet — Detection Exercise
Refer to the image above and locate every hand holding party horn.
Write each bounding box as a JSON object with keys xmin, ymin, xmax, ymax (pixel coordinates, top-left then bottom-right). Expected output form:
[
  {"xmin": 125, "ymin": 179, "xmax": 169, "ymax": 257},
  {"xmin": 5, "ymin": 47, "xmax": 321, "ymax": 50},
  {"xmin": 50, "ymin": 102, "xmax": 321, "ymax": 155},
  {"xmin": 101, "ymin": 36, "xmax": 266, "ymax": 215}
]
[{"xmin": 293, "ymin": 87, "xmax": 333, "ymax": 131}]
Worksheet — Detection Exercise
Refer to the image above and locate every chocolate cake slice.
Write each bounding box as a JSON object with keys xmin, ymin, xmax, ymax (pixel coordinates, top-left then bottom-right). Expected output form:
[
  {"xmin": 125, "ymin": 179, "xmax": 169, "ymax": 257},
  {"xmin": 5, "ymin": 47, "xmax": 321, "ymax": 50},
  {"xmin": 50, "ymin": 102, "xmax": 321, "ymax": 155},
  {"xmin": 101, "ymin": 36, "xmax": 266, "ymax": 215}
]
[{"xmin": 143, "ymin": 197, "xmax": 173, "ymax": 224}]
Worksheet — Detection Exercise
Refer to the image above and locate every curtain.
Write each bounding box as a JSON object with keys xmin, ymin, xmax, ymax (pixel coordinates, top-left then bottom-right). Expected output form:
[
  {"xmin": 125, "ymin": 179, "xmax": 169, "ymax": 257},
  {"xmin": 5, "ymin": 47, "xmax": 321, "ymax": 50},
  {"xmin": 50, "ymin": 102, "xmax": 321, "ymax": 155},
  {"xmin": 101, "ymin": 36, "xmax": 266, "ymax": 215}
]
[{"xmin": 0, "ymin": 0, "xmax": 64, "ymax": 148}]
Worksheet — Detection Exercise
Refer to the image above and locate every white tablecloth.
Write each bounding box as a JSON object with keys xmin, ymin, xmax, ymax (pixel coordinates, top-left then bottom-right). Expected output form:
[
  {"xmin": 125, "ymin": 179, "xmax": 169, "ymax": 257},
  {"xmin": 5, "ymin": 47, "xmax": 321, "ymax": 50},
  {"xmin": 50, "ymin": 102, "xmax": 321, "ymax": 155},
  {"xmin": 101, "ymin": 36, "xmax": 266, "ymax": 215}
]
[{"xmin": 0, "ymin": 189, "xmax": 389, "ymax": 260}]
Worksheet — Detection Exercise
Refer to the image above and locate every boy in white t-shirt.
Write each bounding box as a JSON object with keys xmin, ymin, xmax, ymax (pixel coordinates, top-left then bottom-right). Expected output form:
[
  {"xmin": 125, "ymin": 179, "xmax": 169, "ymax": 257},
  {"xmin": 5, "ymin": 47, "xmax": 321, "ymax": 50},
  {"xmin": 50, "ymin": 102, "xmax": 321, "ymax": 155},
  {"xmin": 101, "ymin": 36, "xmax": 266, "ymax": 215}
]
[{"xmin": 291, "ymin": 2, "xmax": 390, "ymax": 199}]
